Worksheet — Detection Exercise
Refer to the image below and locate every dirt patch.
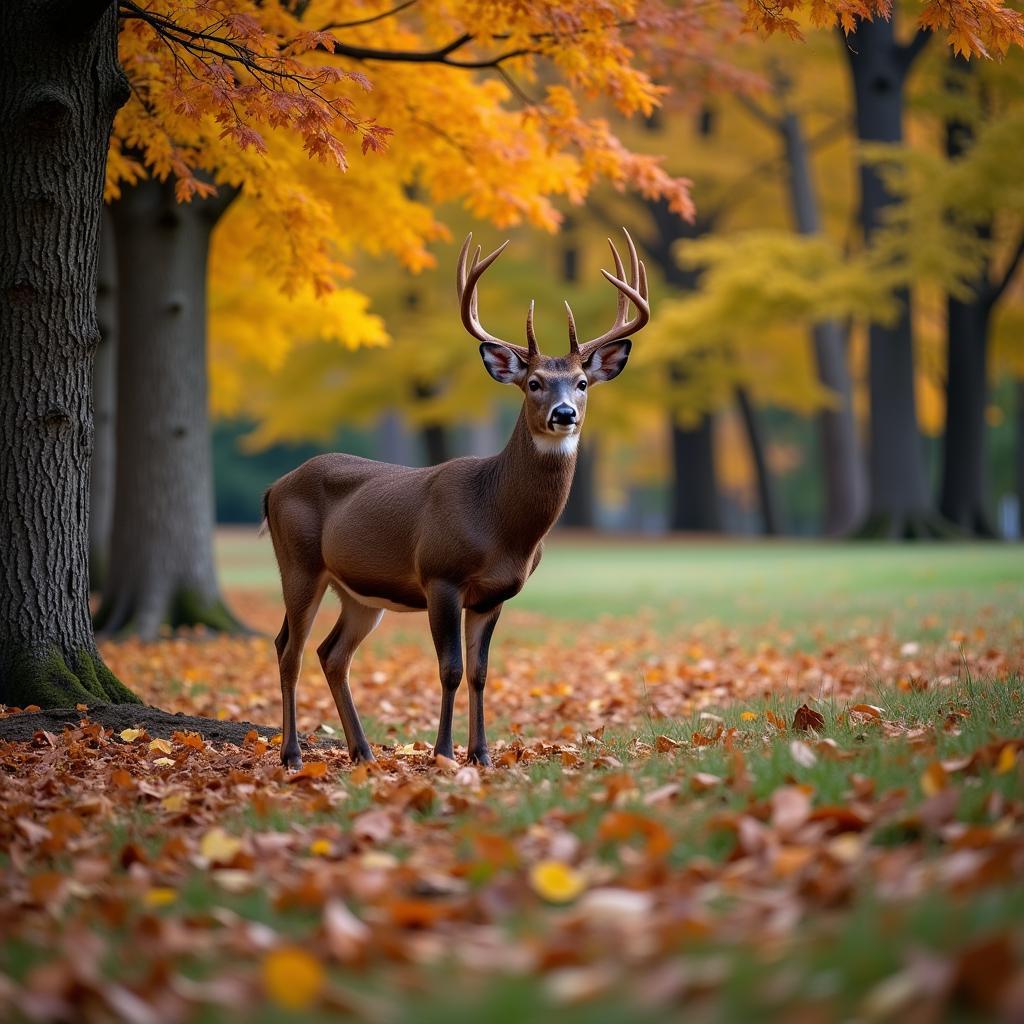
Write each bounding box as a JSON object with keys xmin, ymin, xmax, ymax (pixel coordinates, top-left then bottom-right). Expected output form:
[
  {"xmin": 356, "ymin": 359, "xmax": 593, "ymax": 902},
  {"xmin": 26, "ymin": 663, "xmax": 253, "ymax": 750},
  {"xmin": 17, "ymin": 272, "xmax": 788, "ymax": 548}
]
[{"xmin": 0, "ymin": 704, "xmax": 342, "ymax": 751}]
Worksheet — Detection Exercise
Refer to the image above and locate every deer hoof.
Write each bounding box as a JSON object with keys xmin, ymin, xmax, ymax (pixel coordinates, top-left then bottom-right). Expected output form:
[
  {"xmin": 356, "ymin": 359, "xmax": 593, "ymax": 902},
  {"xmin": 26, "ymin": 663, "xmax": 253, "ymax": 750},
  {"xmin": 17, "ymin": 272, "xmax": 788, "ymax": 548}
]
[
  {"xmin": 468, "ymin": 749, "xmax": 492, "ymax": 767},
  {"xmin": 350, "ymin": 747, "xmax": 376, "ymax": 765},
  {"xmin": 281, "ymin": 748, "xmax": 303, "ymax": 771}
]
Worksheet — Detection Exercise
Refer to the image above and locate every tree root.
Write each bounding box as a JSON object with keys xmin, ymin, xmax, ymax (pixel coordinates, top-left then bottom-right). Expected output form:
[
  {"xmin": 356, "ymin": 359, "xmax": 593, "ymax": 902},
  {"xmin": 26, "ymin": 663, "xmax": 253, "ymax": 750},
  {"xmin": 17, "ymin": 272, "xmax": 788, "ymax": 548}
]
[
  {"xmin": 95, "ymin": 587, "xmax": 250, "ymax": 640},
  {"xmin": 4, "ymin": 648, "xmax": 140, "ymax": 710},
  {"xmin": 854, "ymin": 512, "xmax": 964, "ymax": 541}
]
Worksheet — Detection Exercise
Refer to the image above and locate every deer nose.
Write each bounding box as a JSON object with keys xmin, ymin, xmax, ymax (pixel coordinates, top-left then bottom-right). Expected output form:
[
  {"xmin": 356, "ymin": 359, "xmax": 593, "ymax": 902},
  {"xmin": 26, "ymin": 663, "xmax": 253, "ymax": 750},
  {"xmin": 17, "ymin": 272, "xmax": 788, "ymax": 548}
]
[{"xmin": 549, "ymin": 404, "xmax": 577, "ymax": 426}]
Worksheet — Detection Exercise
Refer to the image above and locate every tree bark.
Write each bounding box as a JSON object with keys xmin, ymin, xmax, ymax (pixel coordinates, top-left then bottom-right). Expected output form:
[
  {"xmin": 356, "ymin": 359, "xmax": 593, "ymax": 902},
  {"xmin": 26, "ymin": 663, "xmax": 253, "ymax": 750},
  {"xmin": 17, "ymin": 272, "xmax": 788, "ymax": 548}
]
[
  {"xmin": 938, "ymin": 56, "xmax": 996, "ymax": 536},
  {"xmin": 669, "ymin": 406, "xmax": 720, "ymax": 531},
  {"xmin": 558, "ymin": 218, "xmax": 598, "ymax": 528},
  {"xmin": 844, "ymin": 21, "xmax": 939, "ymax": 538},
  {"xmin": 90, "ymin": 208, "xmax": 117, "ymax": 589},
  {"xmin": 779, "ymin": 110, "xmax": 867, "ymax": 535},
  {"xmin": 647, "ymin": 196, "xmax": 722, "ymax": 532},
  {"xmin": 0, "ymin": 2, "xmax": 138, "ymax": 707},
  {"xmin": 96, "ymin": 177, "xmax": 244, "ymax": 639},
  {"xmin": 735, "ymin": 387, "xmax": 781, "ymax": 535}
]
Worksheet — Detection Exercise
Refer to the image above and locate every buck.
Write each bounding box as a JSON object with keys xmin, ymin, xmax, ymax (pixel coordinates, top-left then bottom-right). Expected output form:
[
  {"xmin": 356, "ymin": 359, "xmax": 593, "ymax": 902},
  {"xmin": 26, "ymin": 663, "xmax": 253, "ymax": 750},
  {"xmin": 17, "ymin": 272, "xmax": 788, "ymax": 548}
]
[{"xmin": 262, "ymin": 229, "xmax": 649, "ymax": 769}]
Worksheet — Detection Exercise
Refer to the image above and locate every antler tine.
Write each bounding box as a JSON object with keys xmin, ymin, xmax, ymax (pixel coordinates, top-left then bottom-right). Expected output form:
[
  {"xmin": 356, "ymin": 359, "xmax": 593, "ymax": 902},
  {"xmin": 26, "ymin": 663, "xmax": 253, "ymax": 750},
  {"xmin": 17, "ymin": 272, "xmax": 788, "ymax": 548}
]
[
  {"xmin": 456, "ymin": 234, "xmax": 532, "ymax": 358},
  {"xmin": 565, "ymin": 301, "xmax": 579, "ymax": 354},
  {"xmin": 526, "ymin": 300, "xmax": 538, "ymax": 357},
  {"xmin": 576, "ymin": 227, "xmax": 650, "ymax": 359}
]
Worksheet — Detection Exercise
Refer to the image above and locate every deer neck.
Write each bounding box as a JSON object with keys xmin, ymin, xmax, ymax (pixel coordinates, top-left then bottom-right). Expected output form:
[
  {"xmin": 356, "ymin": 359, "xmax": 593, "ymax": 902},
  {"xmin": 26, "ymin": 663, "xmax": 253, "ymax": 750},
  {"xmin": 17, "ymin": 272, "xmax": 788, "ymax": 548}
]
[{"xmin": 488, "ymin": 407, "xmax": 577, "ymax": 548}]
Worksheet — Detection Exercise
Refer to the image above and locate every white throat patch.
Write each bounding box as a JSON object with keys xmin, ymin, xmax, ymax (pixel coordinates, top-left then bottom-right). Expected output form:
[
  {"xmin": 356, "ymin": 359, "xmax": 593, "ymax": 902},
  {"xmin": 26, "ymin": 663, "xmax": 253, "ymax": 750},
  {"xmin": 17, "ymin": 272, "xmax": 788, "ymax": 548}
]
[{"xmin": 532, "ymin": 431, "xmax": 579, "ymax": 457}]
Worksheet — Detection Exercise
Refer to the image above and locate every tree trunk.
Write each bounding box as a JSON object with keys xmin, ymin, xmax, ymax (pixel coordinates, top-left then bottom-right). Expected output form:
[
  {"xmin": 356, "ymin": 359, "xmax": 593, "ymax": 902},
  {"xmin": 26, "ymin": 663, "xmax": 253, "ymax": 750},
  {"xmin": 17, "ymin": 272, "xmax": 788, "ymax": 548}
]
[
  {"xmin": 1017, "ymin": 380, "xmax": 1024, "ymax": 533},
  {"xmin": 411, "ymin": 381, "xmax": 451, "ymax": 465},
  {"xmin": 90, "ymin": 208, "xmax": 117, "ymax": 590},
  {"xmin": 938, "ymin": 56, "xmax": 996, "ymax": 537},
  {"xmin": 558, "ymin": 218, "xmax": 598, "ymax": 528},
  {"xmin": 560, "ymin": 441, "xmax": 598, "ymax": 528},
  {"xmin": 0, "ymin": 2, "xmax": 138, "ymax": 707},
  {"xmin": 844, "ymin": 20, "xmax": 939, "ymax": 538},
  {"xmin": 735, "ymin": 387, "xmax": 781, "ymax": 535},
  {"xmin": 779, "ymin": 110, "xmax": 867, "ymax": 535},
  {"xmin": 96, "ymin": 177, "xmax": 244, "ymax": 639},
  {"xmin": 669, "ymin": 409, "xmax": 720, "ymax": 531}
]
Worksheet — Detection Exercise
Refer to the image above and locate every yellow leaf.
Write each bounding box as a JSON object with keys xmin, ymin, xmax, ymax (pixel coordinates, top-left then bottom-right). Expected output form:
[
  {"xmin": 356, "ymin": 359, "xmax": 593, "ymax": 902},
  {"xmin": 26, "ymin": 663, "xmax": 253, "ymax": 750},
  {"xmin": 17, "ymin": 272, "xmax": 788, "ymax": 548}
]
[
  {"xmin": 529, "ymin": 860, "xmax": 586, "ymax": 904},
  {"xmin": 199, "ymin": 827, "xmax": 242, "ymax": 865},
  {"xmin": 921, "ymin": 761, "xmax": 948, "ymax": 797},
  {"xmin": 309, "ymin": 838, "xmax": 332, "ymax": 857},
  {"xmin": 741, "ymin": 711, "xmax": 759, "ymax": 721},
  {"xmin": 119, "ymin": 728, "xmax": 145, "ymax": 742},
  {"xmin": 149, "ymin": 738, "xmax": 173, "ymax": 755},
  {"xmin": 153, "ymin": 757, "xmax": 175, "ymax": 768},
  {"xmin": 143, "ymin": 887, "xmax": 177, "ymax": 908},
  {"xmin": 262, "ymin": 947, "xmax": 324, "ymax": 1010},
  {"xmin": 161, "ymin": 793, "xmax": 187, "ymax": 813},
  {"xmin": 995, "ymin": 745, "xmax": 1017, "ymax": 775}
]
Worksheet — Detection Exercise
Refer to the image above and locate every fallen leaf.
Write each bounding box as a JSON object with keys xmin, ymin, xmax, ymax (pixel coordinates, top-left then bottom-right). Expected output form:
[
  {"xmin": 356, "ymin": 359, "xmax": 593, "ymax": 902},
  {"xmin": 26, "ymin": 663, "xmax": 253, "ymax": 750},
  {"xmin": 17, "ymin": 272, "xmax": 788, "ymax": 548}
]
[
  {"xmin": 790, "ymin": 739, "xmax": 817, "ymax": 768},
  {"xmin": 289, "ymin": 762, "xmax": 328, "ymax": 781},
  {"xmin": 199, "ymin": 827, "xmax": 242, "ymax": 865},
  {"xmin": 530, "ymin": 860, "xmax": 586, "ymax": 903},
  {"xmin": 792, "ymin": 704, "xmax": 825, "ymax": 731},
  {"xmin": 119, "ymin": 728, "xmax": 145, "ymax": 742},
  {"xmin": 262, "ymin": 947, "xmax": 324, "ymax": 1010},
  {"xmin": 995, "ymin": 744, "xmax": 1016, "ymax": 775},
  {"xmin": 655, "ymin": 735, "xmax": 682, "ymax": 752},
  {"xmin": 148, "ymin": 738, "xmax": 173, "ymax": 755},
  {"xmin": 144, "ymin": 887, "xmax": 177, "ymax": 908},
  {"xmin": 740, "ymin": 711, "xmax": 759, "ymax": 721},
  {"xmin": 921, "ymin": 761, "xmax": 948, "ymax": 797}
]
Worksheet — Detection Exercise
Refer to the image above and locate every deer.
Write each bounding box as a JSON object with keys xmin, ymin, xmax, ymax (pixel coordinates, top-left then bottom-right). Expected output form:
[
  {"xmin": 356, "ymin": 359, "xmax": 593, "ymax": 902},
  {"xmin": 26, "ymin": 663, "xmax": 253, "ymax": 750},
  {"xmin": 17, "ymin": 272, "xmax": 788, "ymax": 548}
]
[{"xmin": 261, "ymin": 229, "xmax": 649, "ymax": 769}]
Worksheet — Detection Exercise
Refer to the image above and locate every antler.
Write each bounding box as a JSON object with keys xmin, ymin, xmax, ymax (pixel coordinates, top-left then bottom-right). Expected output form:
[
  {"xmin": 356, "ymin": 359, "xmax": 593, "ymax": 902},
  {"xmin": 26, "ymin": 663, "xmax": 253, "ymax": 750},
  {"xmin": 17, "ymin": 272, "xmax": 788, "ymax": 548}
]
[
  {"xmin": 457, "ymin": 234, "xmax": 536, "ymax": 360},
  {"xmin": 571, "ymin": 228, "xmax": 649, "ymax": 360}
]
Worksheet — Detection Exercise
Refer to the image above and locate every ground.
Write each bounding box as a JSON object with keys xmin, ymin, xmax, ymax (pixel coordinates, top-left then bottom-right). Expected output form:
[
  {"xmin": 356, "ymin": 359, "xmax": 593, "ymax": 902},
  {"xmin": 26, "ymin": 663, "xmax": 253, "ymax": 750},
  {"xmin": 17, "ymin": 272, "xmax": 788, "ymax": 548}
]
[{"xmin": 1, "ymin": 534, "xmax": 1022, "ymax": 1022}]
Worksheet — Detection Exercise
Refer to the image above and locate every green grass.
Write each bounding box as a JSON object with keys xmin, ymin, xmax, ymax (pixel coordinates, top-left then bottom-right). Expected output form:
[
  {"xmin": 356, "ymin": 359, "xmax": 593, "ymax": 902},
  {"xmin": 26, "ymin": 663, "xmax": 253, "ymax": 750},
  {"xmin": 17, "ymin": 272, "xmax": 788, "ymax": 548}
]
[{"xmin": 218, "ymin": 531, "xmax": 1024, "ymax": 637}]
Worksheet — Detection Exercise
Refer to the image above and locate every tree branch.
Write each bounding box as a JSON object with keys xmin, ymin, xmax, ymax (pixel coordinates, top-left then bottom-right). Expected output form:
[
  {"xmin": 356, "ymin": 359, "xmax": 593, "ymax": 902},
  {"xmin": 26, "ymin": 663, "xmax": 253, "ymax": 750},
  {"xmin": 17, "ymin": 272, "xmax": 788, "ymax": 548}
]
[
  {"xmin": 734, "ymin": 92, "xmax": 779, "ymax": 130},
  {"xmin": 897, "ymin": 28, "xmax": 932, "ymax": 71},
  {"xmin": 319, "ymin": 1, "xmax": 418, "ymax": 31},
  {"xmin": 986, "ymin": 230, "xmax": 1024, "ymax": 311}
]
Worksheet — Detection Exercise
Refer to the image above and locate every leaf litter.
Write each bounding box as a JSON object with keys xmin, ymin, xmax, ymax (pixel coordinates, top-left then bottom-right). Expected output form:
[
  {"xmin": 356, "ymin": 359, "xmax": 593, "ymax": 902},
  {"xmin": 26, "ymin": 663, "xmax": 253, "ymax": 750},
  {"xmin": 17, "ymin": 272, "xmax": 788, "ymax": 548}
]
[{"xmin": 0, "ymin": 589, "xmax": 1022, "ymax": 1020}]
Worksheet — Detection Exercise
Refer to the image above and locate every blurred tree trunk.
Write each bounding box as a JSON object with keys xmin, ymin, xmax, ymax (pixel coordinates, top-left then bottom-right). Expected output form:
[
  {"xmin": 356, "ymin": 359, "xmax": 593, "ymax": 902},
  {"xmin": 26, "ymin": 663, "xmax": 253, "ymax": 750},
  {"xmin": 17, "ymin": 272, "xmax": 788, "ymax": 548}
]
[
  {"xmin": 90, "ymin": 209, "xmax": 117, "ymax": 591},
  {"xmin": 939, "ymin": 56, "xmax": 999, "ymax": 537},
  {"xmin": 844, "ymin": 20, "xmax": 940, "ymax": 538},
  {"xmin": 1018, "ymin": 380, "xmax": 1024, "ymax": 534},
  {"xmin": 779, "ymin": 108, "xmax": 867, "ymax": 535},
  {"xmin": 96, "ymin": 177, "xmax": 244, "ymax": 639},
  {"xmin": 0, "ymin": 2, "xmax": 137, "ymax": 707},
  {"xmin": 559, "ymin": 217, "xmax": 598, "ymax": 528},
  {"xmin": 736, "ymin": 387, "xmax": 780, "ymax": 535},
  {"xmin": 411, "ymin": 381, "xmax": 451, "ymax": 465},
  {"xmin": 647, "ymin": 110, "xmax": 722, "ymax": 532}
]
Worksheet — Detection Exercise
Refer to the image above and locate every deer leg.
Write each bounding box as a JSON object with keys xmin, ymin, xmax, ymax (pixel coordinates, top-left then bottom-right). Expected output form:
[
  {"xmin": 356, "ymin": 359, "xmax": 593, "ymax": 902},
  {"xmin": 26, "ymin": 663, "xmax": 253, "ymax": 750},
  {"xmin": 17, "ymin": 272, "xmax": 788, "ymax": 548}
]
[
  {"xmin": 276, "ymin": 572, "xmax": 327, "ymax": 770},
  {"xmin": 426, "ymin": 580, "xmax": 464, "ymax": 761},
  {"xmin": 317, "ymin": 598, "xmax": 383, "ymax": 764},
  {"xmin": 465, "ymin": 605, "xmax": 502, "ymax": 767}
]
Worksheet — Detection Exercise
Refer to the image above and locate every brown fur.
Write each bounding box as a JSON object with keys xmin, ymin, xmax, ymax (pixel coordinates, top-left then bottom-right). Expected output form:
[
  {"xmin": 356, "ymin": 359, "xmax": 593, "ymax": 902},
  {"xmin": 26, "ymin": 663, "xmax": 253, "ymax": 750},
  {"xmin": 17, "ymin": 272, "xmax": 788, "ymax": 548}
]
[{"xmin": 265, "ymin": 232, "xmax": 645, "ymax": 769}]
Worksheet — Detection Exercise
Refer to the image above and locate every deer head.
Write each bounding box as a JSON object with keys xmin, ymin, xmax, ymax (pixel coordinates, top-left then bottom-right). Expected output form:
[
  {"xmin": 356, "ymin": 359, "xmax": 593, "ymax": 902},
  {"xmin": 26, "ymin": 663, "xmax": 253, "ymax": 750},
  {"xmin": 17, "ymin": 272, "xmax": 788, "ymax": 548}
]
[{"xmin": 457, "ymin": 228, "xmax": 649, "ymax": 454}]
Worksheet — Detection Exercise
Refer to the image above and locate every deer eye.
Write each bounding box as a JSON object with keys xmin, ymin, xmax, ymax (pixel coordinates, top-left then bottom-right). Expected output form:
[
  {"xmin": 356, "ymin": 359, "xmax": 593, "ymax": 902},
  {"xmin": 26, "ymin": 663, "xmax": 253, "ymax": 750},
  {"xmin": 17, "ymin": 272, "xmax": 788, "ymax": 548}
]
[
  {"xmin": 576, "ymin": 379, "xmax": 587, "ymax": 391},
  {"xmin": 528, "ymin": 379, "xmax": 541, "ymax": 392}
]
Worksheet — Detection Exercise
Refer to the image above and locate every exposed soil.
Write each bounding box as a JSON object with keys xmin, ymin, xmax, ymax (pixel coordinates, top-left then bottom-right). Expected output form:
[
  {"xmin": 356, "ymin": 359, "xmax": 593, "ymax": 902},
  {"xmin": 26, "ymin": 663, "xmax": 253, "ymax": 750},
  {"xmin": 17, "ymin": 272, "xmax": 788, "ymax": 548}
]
[{"xmin": 0, "ymin": 703, "xmax": 342, "ymax": 751}]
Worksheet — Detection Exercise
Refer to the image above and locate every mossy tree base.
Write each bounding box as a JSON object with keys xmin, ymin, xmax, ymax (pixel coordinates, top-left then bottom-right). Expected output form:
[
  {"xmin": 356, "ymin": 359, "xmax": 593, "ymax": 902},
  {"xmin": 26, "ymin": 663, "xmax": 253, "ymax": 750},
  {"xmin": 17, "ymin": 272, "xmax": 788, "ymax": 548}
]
[
  {"xmin": 5, "ymin": 648, "xmax": 140, "ymax": 710},
  {"xmin": 94, "ymin": 587, "xmax": 248, "ymax": 641},
  {"xmin": 854, "ymin": 512, "xmax": 963, "ymax": 541}
]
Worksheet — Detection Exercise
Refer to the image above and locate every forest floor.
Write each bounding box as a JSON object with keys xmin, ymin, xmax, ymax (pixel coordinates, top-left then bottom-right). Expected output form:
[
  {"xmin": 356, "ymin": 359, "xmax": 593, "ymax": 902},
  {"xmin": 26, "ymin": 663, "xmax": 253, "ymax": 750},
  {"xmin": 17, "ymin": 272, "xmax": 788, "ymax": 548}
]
[{"xmin": 1, "ymin": 537, "xmax": 1023, "ymax": 1022}]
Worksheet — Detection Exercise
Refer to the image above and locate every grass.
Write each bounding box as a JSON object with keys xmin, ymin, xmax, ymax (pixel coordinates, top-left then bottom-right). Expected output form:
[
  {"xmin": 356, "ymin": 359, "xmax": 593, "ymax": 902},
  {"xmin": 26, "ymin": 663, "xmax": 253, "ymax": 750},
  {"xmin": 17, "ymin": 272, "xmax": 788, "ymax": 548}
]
[{"xmin": 218, "ymin": 529, "xmax": 1024, "ymax": 637}]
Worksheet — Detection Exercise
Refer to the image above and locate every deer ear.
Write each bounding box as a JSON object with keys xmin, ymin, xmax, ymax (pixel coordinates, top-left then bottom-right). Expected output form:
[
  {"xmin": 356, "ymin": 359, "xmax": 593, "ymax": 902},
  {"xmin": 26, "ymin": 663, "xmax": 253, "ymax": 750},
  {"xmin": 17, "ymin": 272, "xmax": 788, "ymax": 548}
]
[
  {"xmin": 584, "ymin": 338, "xmax": 631, "ymax": 384},
  {"xmin": 480, "ymin": 343, "xmax": 528, "ymax": 385}
]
